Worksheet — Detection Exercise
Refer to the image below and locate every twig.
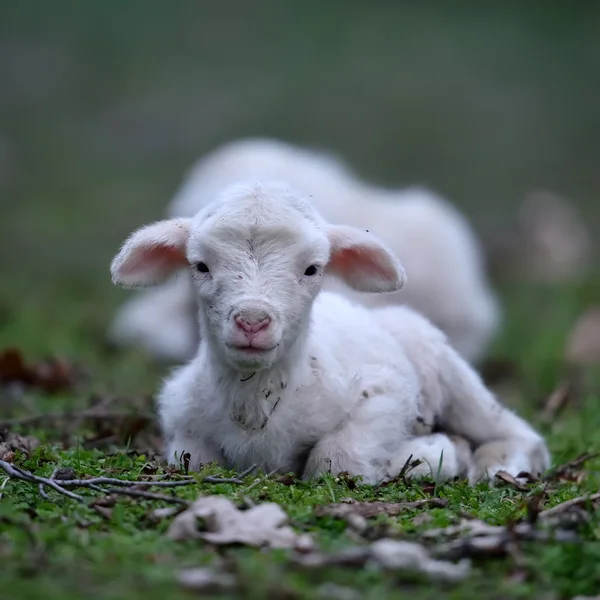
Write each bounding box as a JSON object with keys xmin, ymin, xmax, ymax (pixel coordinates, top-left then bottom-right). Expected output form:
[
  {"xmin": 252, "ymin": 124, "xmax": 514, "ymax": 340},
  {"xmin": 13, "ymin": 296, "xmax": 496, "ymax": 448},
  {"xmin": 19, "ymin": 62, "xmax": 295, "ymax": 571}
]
[
  {"xmin": 38, "ymin": 468, "xmax": 58, "ymax": 501},
  {"xmin": 539, "ymin": 492, "xmax": 600, "ymax": 519},
  {"xmin": 543, "ymin": 452, "xmax": 600, "ymax": 482},
  {"xmin": 105, "ymin": 488, "xmax": 191, "ymax": 505},
  {"xmin": 0, "ymin": 460, "xmax": 83, "ymax": 501},
  {"xmin": 0, "ymin": 476, "xmax": 9, "ymax": 501},
  {"xmin": 238, "ymin": 468, "xmax": 279, "ymax": 496},
  {"xmin": 202, "ymin": 464, "xmax": 258, "ymax": 485},
  {"xmin": 59, "ymin": 477, "xmax": 195, "ymax": 489},
  {"xmin": 0, "ymin": 460, "xmax": 197, "ymax": 503}
]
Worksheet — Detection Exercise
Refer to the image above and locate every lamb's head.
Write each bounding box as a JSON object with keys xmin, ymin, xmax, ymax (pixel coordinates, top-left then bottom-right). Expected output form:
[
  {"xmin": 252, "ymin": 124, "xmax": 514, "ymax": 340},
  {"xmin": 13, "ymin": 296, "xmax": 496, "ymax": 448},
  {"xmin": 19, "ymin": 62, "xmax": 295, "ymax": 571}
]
[{"xmin": 111, "ymin": 181, "xmax": 405, "ymax": 371}]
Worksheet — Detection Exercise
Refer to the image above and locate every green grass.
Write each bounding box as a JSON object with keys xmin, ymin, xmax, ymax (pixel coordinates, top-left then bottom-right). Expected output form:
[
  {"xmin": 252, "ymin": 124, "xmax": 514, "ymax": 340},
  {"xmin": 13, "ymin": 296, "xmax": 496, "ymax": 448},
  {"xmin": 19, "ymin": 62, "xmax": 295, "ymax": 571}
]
[{"xmin": 1, "ymin": 281, "xmax": 600, "ymax": 600}]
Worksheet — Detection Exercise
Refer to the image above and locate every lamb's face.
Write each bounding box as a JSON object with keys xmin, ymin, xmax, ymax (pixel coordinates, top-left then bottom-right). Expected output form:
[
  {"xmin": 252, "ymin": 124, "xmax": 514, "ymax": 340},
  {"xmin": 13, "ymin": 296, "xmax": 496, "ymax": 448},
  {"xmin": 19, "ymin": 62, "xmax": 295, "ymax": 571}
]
[
  {"xmin": 111, "ymin": 180, "xmax": 405, "ymax": 372},
  {"xmin": 187, "ymin": 185, "xmax": 330, "ymax": 371}
]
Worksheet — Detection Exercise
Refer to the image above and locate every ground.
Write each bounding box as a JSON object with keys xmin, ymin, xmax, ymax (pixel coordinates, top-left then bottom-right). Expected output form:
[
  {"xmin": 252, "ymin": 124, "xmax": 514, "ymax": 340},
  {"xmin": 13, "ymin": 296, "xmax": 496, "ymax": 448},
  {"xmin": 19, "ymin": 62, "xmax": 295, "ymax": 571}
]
[{"xmin": 1, "ymin": 281, "xmax": 600, "ymax": 600}]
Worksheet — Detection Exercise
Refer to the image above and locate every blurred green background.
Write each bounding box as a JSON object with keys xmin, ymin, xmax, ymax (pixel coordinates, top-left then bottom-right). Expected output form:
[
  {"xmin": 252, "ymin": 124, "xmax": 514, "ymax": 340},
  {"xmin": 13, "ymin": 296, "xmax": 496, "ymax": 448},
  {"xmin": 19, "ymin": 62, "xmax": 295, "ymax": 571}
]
[{"xmin": 1, "ymin": 1, "xmax": 599, "ymax": 300}]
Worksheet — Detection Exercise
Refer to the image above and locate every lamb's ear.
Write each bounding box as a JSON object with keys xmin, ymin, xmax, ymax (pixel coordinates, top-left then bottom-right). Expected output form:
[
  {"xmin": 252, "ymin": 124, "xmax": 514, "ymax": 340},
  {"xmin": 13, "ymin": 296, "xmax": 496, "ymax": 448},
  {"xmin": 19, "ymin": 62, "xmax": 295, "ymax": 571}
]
[
  {"xmin": 111, "ymin": 218, "xmax": 192, "ymax": 288},
  {"xmin": 326, "ymin": 225, "xmax": 406, "ymax": 293}
]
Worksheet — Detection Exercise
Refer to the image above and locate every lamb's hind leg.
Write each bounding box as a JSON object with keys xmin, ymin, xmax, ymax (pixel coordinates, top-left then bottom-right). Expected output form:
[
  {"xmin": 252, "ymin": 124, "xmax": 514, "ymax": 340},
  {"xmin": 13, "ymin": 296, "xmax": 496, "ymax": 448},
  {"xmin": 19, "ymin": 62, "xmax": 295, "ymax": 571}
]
[
  {"xmin": 436, "ymin": 344, "xmax": 551, "ymax": 484},
  {"xmin": 302, "ymin": 393, "xmax": 472, "ymax": 485}
]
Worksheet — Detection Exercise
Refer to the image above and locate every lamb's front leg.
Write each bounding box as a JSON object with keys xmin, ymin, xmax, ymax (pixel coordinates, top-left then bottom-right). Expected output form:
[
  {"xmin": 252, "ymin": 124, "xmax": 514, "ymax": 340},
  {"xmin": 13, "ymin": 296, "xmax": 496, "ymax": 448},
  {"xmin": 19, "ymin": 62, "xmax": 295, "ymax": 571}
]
[
  {"xmin": 164, "ymin": 433, "xmax": 225, "ymax": 471},
  {"xmin": 302, "ymin": 394, "xmax": 472, "ymax": 485}
]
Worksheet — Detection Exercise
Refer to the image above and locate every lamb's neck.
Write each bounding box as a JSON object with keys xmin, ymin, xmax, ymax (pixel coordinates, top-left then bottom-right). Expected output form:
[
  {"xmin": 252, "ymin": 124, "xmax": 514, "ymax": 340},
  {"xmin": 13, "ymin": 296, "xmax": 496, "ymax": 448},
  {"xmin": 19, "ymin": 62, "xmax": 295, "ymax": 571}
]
[{"xmin": 204, "ymin": 336, "xmax": 310, "ymax": 432}]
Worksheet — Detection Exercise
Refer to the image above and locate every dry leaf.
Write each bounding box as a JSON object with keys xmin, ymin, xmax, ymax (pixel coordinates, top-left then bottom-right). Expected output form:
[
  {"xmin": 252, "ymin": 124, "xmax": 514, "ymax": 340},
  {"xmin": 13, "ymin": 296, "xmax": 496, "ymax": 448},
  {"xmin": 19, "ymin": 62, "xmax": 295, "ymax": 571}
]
[
  {"xmin": 0, "ymin": 348, "xmax": 83, "ymax": 394},
  {"xmin": 540, "ymin": 381, "xmax": 576, "ymax": 422},
  {"xmin": 314, "ymin": 498, "xmax": 448, "ymax": 519},
  {"xmin": 177, "ymin": 567, "xmax": 236, "ymax": 593},
  {"xmin": 167, "ymin": 495, "xmax": 314, "ymax": 550},
  {"xmin": 296, "ymin": 538, "xmax": 470, "ymax": 582},
  {"xmin": 370, "ymin": 539, "xmax": 471, "ymax": 581},
  {"xmin": 276, "ymin": 474, "xmax": 297, "ymax": 486},
  {"xmin": 0, "ymin": 430, "xmax": 40, "ymax": 461},
  {"xmin": 518, "ymin": 190, "xmax": 592, "ymax": 283},
  {"xmin": 421, "ymin": 518, "xmax": 578, "ymax": 562},
  {"xmin": 494, "ymin": 470, "xmax": 529, "ymax": 491},
  {"xmin": 565, "ymin": 307, "xmax": 600, "ymax": 367},
  {"xmin": 543, "ymin": 452, "xmax": 599, "ymax": 483}
]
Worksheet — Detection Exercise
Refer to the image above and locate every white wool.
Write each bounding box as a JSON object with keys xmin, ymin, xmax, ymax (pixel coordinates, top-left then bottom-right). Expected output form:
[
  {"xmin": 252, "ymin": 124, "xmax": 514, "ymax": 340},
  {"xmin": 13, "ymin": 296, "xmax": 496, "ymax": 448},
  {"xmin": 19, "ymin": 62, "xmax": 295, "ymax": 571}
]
[
  {"xmin": 109, "ymin": 138, "xmax": 500, "ymax": 364},
  {"xmin": 110, "ymin": 181, "xmax": 548, "ymax": 485}
]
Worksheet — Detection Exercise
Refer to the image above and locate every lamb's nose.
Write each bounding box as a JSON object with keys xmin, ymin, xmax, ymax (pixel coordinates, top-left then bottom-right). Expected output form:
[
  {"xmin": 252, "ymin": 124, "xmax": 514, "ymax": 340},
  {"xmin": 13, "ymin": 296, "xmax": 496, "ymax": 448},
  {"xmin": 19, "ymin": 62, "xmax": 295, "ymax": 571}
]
[{"xmin": 234, "ymin": 313, "xmax": 271, "ymax": 334}]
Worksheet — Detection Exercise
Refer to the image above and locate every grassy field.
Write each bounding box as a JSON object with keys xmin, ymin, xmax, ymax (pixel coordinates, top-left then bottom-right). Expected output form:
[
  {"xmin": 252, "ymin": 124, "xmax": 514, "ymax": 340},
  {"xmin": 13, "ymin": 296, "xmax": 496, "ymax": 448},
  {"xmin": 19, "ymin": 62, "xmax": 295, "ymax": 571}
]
[
  {"xmin": 2, "ymin": 3, "xmax": 600, "ymax": 599},
  {"xmin": 1, "ymin": 282, "xmax": 600, "ymax": 600}
]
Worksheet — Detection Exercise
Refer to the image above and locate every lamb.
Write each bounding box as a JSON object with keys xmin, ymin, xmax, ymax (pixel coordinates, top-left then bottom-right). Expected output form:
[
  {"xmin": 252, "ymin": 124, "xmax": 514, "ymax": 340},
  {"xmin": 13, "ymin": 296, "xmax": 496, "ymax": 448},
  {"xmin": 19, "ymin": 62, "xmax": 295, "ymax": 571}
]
[
  {"xmin": 110, "ymin": 180, "xmax": 549, "ymax": 485},
  {"xmin": 108, "ymin": 138, "xmax": 500, "ymax": 365}
]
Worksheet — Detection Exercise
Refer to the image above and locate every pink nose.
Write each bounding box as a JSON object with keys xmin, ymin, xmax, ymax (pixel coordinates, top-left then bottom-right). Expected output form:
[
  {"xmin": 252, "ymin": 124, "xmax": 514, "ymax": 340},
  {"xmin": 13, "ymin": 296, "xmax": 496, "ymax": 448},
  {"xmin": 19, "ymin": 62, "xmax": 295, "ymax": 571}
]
[{"xmin": 235, "ymin": 314, "xmax": 271, "ymax": 334}]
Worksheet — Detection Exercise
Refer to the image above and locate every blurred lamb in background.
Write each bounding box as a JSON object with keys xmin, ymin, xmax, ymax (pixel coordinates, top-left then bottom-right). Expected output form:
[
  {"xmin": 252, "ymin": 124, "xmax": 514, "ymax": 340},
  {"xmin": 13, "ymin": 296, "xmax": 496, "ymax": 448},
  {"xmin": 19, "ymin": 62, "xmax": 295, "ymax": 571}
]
[{"xmin": 108, "ymin": 138, "xmax": 501, "ymax": 364}]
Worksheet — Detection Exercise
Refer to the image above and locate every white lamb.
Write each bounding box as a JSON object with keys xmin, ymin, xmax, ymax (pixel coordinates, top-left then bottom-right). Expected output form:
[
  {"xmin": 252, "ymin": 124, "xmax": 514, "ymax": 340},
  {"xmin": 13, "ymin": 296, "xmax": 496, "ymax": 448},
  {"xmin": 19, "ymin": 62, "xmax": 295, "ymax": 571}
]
[
  {"xmin": 109, "ymin": 138, "xmax": 499, "ymax": 365},
  {"xmin": 110, "ymin": 181, "xmax": 548, "ymax": 485}
]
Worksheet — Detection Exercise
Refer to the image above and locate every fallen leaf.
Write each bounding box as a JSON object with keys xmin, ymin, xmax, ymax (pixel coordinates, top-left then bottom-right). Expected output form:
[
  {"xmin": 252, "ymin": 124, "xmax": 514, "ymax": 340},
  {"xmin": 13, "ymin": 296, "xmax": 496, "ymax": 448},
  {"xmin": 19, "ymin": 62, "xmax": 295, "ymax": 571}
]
[
  {"xmin": 518, "ymin": 190, "xmax": 592, "ymax": 283},
  {"xmin": 0, "ymin": 429, "xmax": 40, "ymax": 461},
  {"xmin": 0, "ymin": 348, "xmax": 83, "ymax": 394},
  {"xmin": 276, "ymin": 474, "xmax": 297, "ymax": 486},
  {"xmin": 565, "ymin": 307, "xmax": 600, "ymax": 367},
  {"xmin": 91, "ymin": 505, "xmax": 113, "ymax": 520},
  {"xmin": 335, "ymin": 471, "xmax": 358, "ymax": 490},
  {"xmin": 0, "ymin": 349, "xmax": 28, "ymax": 382},
  {"xmin": 543, "ymin": 452, "xmax": 599, "ymax": 483},
  {"xmin": 539, "ymin": 380, "xmax": 576, "ymax": 422},
  {"xmin": 421, "ymin": 518, "xmax": 578, "ymax": 562},
  {"xmin": 53, "ymin": 467, "xmax": 76, "ymax": 480},
  {"xmin": 314, "ymin": 498, "xmax": 448, "ymax": 519},
  {"xmin": 295, "ymin": 538, "xmax": 470, "ymax": 582},
  {"xmin": 177, "ymin": 567, "xmax": 236, "ymax": 593},
  {"xmin": 370, "ymin": 539, "xmax": 471, "ymax": 581},
  {"xmin": 167, "ymin": 495, "xmax": 314, "ymax": 550},
  {"xmin": 147, "ymin": 506, "xmax": 184, "ymax": 523},
  {"xmin": 494, "ymin": 470, "xmax": 529, "ymax": 491}
]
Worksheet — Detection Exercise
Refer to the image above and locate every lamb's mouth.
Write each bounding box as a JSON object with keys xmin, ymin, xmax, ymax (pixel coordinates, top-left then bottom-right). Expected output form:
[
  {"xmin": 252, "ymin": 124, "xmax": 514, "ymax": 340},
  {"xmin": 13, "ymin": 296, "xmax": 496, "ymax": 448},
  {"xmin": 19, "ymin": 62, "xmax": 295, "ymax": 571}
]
[{"xmin": 227, "ymin": 344, "xmax": 277, "ymax": 354}]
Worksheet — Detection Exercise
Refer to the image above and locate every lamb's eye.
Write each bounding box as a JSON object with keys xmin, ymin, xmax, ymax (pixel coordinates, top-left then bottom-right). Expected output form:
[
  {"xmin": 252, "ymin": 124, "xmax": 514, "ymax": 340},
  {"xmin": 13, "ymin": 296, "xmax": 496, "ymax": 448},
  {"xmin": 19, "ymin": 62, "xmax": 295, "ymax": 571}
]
[
  {"xmin": 196, "ymin": 262, "xmax": 210, "ymax": 273},
  {"xmin": 304, "ymin": 265, "xmax": 318, "ymax": 276}
]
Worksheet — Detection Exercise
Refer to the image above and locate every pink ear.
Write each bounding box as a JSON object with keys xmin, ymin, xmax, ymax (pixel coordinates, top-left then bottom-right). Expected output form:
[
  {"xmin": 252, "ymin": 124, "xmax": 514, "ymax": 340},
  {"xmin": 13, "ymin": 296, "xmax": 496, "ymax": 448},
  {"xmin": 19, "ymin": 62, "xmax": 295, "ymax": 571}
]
[
  {"xmin": 326, "ymin": 225, "xmax": 405, "ymax": 293},
  {"xmin": 111, "ymin": 219, "xmax": 192, "ymax": 288}
]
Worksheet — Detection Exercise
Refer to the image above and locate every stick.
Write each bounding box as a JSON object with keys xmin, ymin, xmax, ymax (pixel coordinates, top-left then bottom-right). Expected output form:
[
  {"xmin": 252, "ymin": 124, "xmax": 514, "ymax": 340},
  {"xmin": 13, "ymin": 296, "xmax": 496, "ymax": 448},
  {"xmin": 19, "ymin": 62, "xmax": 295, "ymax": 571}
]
[
  {"xmin": 0, "ymin": 460, "xmax": 83, "ymax": 501},
  {"xmin": 238, "ymin": 468, "xmax": 279, "ymax": 496},
  {"xmin": 202, "ymin": 464, "xmax": 258, "ymax": 485},
  {"xmin": 543, "ymin": 452, "xmax": 600, "ymax": 482},
  {"xmin": 58, "ymin": 477, "xmax": 195, "ymax": 489},
  {"xmin": 539, "ymin": 492, "xmax": 600, "ymax": 519}
]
